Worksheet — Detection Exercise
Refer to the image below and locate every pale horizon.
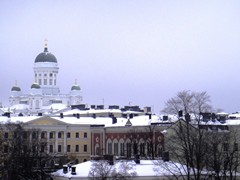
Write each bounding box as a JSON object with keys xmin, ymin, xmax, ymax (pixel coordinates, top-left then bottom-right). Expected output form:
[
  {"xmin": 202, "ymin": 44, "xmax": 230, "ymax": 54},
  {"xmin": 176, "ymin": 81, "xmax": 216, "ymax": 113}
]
[{"xmin": 1, "ymin": 0, "xmax": 240, "ymax": 113}]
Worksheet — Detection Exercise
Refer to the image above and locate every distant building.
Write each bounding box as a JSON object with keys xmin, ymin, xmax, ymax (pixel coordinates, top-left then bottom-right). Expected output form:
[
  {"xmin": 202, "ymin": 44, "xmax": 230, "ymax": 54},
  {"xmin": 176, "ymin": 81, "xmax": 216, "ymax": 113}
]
[{"xmin": 9, "ymin": 40, "xmax": 82, "ymax": 114}]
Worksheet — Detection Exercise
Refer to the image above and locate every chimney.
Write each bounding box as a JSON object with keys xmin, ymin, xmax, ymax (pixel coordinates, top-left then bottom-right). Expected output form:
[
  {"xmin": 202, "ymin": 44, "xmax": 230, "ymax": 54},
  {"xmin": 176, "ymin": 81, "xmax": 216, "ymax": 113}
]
[
  {"xmin": 134, "ymin": 154, "xmax": 140, "ymax": 164},
  {"xmin": 185, "ymin": 113, "xmax": 191, "ymax": 122},
  {"xmin": 163, "ymin": 151, "xmax": 169, "ymax": 162},
  {"xmin": 163, "ymin": 115, "xmax": 168, "ymax": 121},
  {"xmin": 129, "ymin": 114, "xmax": 133, "ymax": 119},
  {"xmin": 148, "ymin": 114, "xmax": 152, "ymax": 119},
  {"xmin": 178, "ymin": 110, "xmax": 183, "ymax": 118},
  {"xmin": 63, "ymin": 165, "xmax": 68, "ymax": 174},
  {"xmin": 112, "ymin": 117, "xmax": 117, "ymax": 124},
  {"xmin": 71, "ymin": 166, "xmax": 76, "ymax": 175}
]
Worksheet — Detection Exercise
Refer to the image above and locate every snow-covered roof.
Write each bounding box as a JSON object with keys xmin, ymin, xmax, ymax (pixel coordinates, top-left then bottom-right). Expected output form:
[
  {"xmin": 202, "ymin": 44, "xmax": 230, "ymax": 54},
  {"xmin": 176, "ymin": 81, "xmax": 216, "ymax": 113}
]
[
  {"xmin": 0, "ymin": 113, "xmax": 162, "ymax": 127},
  {"xmin": 51, "ymin": 160, "xmax": 188, "ymax": 179}
]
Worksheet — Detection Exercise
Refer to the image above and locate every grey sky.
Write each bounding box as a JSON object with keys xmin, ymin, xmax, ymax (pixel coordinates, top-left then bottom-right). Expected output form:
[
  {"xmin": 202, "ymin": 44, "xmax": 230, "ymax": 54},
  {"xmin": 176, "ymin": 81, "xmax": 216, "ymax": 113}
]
[{"xmin": 1, "ymin": 0, "xmax": 240, "ymax": 113}]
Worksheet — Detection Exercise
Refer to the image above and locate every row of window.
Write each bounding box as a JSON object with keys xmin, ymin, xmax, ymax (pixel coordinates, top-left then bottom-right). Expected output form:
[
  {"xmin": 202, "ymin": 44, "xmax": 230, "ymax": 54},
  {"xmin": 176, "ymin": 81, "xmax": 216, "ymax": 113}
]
[
  {"xmin": 3, "ymin": 144, "xmax": 88, "ymax": 153},
  {"xmin": 107, "ymin": 142, "xmax": 156, "ymax": 157},
  {"xmin": 51, "ymin": 144, "xmax": 88, "ymax": 153},
  {"xmin": 38, "ymin": 79, "xmax": 56, "ymax": 86},
  {"xmin": 3, "ymin": 131, "xmax": 88, "ymax": 139},
  {"xmin": 35, "ymin": 73, "xmax": 56, "ymax": 77}
]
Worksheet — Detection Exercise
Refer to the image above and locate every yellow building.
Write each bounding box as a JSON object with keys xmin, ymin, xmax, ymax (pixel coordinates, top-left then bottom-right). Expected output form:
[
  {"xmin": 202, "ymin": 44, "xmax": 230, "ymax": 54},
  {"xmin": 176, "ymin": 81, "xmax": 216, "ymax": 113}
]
[{"xmin": 1, "ymin": 115, "xmax": 92, "ymax": 165}]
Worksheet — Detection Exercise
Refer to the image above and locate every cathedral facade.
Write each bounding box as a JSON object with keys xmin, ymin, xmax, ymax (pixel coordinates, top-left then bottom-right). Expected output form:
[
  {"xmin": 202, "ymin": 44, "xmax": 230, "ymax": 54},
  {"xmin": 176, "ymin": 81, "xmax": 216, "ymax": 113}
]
[{"xmin": 9, "ymin": 42, "xmax": 82, "ymax": 114}]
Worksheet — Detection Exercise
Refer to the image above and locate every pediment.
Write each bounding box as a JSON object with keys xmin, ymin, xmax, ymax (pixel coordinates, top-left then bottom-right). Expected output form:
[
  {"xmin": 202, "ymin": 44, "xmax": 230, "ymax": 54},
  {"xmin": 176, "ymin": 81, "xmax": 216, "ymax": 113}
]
[{"xmin": 26, "ymin": 116, "xmax": 67, "ymax": 125}]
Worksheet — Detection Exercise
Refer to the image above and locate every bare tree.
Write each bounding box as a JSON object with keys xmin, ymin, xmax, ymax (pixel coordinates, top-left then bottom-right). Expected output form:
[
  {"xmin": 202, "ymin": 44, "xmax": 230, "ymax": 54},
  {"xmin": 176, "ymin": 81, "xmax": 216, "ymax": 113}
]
[
  {"xmin": 162, "ymin": 90, "xmax": 212, "ymax": 119},
  {"xmin": 162, "ymin": 119, "xmax": 209, "ymax": 180},
  {"xmin": 205, "ymin": 127, "xmax": 240, "ymax": 180},
  {"xmin": 88, "ymin": 160, "xmax": 137, "ymax": 180},
  {"xmin": 127, "ymin": 125, "xmax": 164, "ymax": 160},
  {"xmin": 88, "ymin": 160, "xmax": 116, "ymax": 180},
  {"xmin": 0, "ymin": 121, "xmax": 52, "ymax": 180},
  {"xmin": 159, "ymin": 91, "xmax": 240, "ymax": 179}
]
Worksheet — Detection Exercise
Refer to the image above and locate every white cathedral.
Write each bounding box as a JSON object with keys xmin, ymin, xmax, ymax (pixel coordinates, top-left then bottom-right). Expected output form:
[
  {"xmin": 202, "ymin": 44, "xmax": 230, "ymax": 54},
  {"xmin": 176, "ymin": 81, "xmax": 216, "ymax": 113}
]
[{"xmin": 9, "ymin": 41, "xmax": 82, "ymax": 114}]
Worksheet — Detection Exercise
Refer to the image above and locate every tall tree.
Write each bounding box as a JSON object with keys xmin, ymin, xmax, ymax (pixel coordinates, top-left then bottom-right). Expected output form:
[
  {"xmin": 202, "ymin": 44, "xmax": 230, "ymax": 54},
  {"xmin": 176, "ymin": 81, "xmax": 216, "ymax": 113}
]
[
  {"xmin": 158, "ymin": 91, "xmax": 240, "ymax": 180},
  {"xmin": 0, "ymin": 121, "xmax": 52, "ymax": 180},
  {"xmin": 162, "ymin": 90, "xmax": 212, "ymax": 119}
]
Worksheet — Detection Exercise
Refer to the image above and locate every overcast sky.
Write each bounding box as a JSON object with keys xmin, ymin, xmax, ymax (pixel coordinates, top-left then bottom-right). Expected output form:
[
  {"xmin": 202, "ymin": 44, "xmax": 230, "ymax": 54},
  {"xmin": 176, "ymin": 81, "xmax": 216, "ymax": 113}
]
[{"xmin": 1, "ymin": 0, "xmax": 240, "ymax": 113}]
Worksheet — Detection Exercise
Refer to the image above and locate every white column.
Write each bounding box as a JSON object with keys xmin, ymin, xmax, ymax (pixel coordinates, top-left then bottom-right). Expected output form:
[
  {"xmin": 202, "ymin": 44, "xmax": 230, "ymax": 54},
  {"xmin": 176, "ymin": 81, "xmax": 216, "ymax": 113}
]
[
  {"xmin": 55, "ymin": 131, "xmax": 58, "ymax": 153},
  {"xmin": 47, "ymin": 131, "xmax": 50, "ymax": 153},
  {"xmin": 64, "ymin": 130, "xmax": 67, "ymax": 153}
]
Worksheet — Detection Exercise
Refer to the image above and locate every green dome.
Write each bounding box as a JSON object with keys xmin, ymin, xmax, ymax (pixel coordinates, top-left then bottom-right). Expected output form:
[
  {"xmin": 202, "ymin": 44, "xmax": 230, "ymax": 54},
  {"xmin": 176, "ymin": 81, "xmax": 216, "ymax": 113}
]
[
  {"xmin": 35, "ymin": 47, "xmax": 57, "ymax": 63},
  {"xmin": 71, "ymin": 85, "xmax": 81, "ymax": 91},
  {"xmin": 11, "ymin": 86, "xmax": 21, "ymax": 91},
  {"xmin": 31, "ymin": 83, "xmax": 41, "ymax": 89}
]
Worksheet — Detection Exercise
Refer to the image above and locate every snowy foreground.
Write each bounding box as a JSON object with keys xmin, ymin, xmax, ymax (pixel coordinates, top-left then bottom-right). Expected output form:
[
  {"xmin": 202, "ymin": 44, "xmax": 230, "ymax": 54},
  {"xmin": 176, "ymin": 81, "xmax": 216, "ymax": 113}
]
[{"xmin": 51, "ymin": 160, "xmax": 188, "ymax": 180}]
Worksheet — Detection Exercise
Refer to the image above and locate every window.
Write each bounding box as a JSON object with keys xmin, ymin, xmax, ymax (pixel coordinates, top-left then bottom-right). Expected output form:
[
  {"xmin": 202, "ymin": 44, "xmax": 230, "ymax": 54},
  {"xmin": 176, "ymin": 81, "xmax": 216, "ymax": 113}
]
[
  {"xmin": 41, "ymin": 145, "xmax": 45, "ymax": 152},
  {"xmin": 49, "ymin": 145, "xmax": 53, "ymax": 153},
  {"xmin": 223, "ymin": 143, "xmax": 228, "ymax": 152},
  {"xmin": 4, "ymin": 145, "xmax": 8, "ymax": 153},
  {"xmin": 76, "ymin": 132, "xmax": 79, "ymax": 138},
  {"xmin": 84, "ymin": 132, "xmax": 87, "ymax": 138},
  {"xmin": 44, "ymin": 79, "xmax": 47, "ymax": 85},
  {"xmin": 44, "ymin": 73, "xmax": 47, "ymax": 77},
  {"xmin": 36, "ymin": 100, "xmax": 40, "ymax": 109},
  {"xmin": 96, "ymin": 147, "xmax": 100, "ymax": 155},
  {"xmin": 75, "ymin": 145, "xmax": 79, "ymax": 152},
  {"xmin": 32, "ymin": 132, "xmax": 37, "ymax": 139},
  {"xmin": 127, "ymin": 143, "xmax": 131, "ymax": 157},
  {"xmin": 32, "ymin": 146, "xmax": 36, "ymax": 153},
  {"xmin": 54, "ymin": 79, "xmax": 56, "ymax": 85},
  {"xmin": 84, "ymin": 145, "xmax": 87, "ymax": 152},
  {"xmin": 41, "ymin": 132, "xmax": 45, "ymax": 139},
  {"xmin": 4, "ymin": 132, "xmax": 8, "ymax": 139},
  {"xmin": 39, "ymin": 79, "xmax": 42, "ymax": 85},
  {"xmin": 49, "ymin": 79, "xmax": 53, "ymax": 85},
  {"xmin": 140, "ymin": 143, "xmax": 145, "ymax": 155},
  {"xmin": 234, "ymin": 143, "xmax": 238, "ymax": 151},
  {"xmin": 58, "ymin": 145, "xmax": 62, "ymax": 152},
  {"xmin": 50, "ymin": 132, "xmax": 54, "ymax": 139},
  {"xmin": 23, "ymin": 145, "xmax": 28, "ymax": 153},
  {"xmin": 35, "ymin": 73, "xmax": 37, "ymax": 77},
  {"xmin": 67, "ymin": 145, "xmax": 71, "ymax": 152},
  {"xmin": 50, "ymin": 73, "xmax": 53, "ymax": 77},
  {"xmin": 23, "ymin": 131, "xmax": 28, "ymax": 139},
  {"xmin": 114, "ymin": 143, "xmax": 118, "ymax": 155},
  {"xmin": 108, "ymin": 143, "xmax": 112, "ymax": 155},
  {"xmin": 67, "ymin": 132, "xmax": 71, "ymax": 138},
  {"xmin": 120, "ymin": 143, "xmax": 125, "ymax": 156},
  {"xmin": 58, "ymin": 132, "xmax": 62, "ymax": 138}
]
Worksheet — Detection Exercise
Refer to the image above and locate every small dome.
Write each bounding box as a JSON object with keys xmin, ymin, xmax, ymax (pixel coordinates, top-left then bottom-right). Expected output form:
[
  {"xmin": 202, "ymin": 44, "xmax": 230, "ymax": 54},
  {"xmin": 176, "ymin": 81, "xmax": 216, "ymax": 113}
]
[
  {"xmin": 35, "ymin": 47, "xmax": 57, "ymax": 63},
  {"xmin": 31, "ymin": 83, "xmax": 41, "ymax": 89},
  {"xmin": 11, "ymin": 85, "xmax": 21, "ymax": 92},
  {"xmin": 71, "ymin": 85, "xmax": 81, "ymax": 91}
]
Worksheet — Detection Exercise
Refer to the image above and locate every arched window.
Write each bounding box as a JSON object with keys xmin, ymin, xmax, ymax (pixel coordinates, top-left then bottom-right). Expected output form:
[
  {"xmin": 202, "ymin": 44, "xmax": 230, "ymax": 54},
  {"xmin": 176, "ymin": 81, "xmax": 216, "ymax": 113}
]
[
  {"xmin": 95, "ymin": 144, "xmax": 100, "ymax": 156},
  {"xmin": 139, "ymin": 138, "xmax": 145, "ymax": 156},
  {"xmin": 126, "ymin": 138, "xmax": 132, "ymax": 158},
  {"xmin": 119, "ymin": 138, "xmax": 125, "ymax": 156},
  {"xmin": 113, "ymin": 138, "xmax": 118, "ymax": 156},
  {"xmin": 106, "ymin": 139, "xmax": 112, "ymax": 155},
  {"xmin": 35, "ymin": 100, "xmax": 40, "ymax": 109}
]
